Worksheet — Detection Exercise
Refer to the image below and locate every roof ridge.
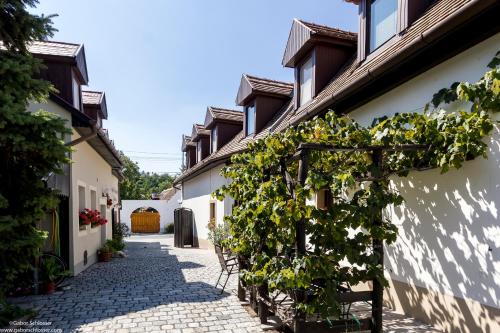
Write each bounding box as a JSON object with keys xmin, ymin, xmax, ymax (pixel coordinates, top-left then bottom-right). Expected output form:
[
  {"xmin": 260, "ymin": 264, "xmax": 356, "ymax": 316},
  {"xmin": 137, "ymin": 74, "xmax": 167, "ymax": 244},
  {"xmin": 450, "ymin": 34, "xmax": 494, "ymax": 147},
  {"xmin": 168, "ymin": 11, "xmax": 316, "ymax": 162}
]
[
  {"xmin": 209, "ymin": 106, "xmax": 243, "ymax": 114},
  {"xmin": 31, "ymin": 40, "xmax": 81, "ymax": 47},
  {"xmin": 244, "ymin": 74, "xmax": 294, "ymax": 87},
  {"xmin": 296, "ymin": 19, "xmax": 357, "ymax": 36}
]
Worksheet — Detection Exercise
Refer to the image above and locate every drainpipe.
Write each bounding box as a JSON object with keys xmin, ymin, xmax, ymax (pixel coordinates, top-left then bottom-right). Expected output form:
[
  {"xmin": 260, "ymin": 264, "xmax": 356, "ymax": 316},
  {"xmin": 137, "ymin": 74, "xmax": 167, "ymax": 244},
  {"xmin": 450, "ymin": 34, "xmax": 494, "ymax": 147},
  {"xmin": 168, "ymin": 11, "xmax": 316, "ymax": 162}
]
[{"xmin": 66, "ymin": 120, "xmax": 98, "ymax": 147}]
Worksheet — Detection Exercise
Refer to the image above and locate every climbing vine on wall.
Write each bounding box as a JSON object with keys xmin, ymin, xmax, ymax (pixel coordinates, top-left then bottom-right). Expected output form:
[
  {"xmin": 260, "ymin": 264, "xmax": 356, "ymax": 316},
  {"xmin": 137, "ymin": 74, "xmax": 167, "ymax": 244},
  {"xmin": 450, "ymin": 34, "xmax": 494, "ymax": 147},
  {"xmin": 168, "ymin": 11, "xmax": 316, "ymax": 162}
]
[{"xmin": 214, "ymin": 52, "xmax": 500, "ymax": 318}]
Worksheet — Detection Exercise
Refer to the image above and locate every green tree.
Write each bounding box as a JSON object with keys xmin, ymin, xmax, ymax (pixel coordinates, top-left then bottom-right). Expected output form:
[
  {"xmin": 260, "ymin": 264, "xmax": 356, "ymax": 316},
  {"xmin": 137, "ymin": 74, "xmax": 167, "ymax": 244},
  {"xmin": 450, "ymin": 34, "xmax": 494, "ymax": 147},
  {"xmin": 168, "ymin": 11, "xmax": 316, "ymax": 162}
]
[
  {"xmin": 119, "ymin": 153, "xmax": 145, "ymax": 200},
  {"xmin": 0, "ymin": 0, "xmax": 69, "ymax": 312}
]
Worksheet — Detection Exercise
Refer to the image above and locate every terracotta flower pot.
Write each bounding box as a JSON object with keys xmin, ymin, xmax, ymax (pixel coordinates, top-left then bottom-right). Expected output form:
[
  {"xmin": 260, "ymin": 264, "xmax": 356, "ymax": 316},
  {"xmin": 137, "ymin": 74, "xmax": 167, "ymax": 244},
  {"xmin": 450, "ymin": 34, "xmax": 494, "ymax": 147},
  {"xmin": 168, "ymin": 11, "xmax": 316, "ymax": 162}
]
[
  {"xmin": 98, "ymin": 251, "xmax": 112, "ymax": 262},
  {"xmin": 43, "ymin": 281, "xmax": 56, "ymax": 294}
]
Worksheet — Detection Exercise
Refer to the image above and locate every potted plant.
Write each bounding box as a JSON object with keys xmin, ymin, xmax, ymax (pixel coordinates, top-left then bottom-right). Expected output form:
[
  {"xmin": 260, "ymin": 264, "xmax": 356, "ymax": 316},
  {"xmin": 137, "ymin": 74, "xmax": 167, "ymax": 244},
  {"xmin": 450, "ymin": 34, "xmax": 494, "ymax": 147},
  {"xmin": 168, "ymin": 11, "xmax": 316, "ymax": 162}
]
[
  {"xmin": 79, "ymin": 208, "xmax": 107, "ymax": 228},
  {"xmin": 207, "ymin": 223, "xmax": 229, "ymax": 252},
  {"xmin": 97, "ymin": 241, "xmax": 113, "ymax": 262},
  {"xmin": 40, "ymin": 257, "xmax": 67, "ymax": 294}
]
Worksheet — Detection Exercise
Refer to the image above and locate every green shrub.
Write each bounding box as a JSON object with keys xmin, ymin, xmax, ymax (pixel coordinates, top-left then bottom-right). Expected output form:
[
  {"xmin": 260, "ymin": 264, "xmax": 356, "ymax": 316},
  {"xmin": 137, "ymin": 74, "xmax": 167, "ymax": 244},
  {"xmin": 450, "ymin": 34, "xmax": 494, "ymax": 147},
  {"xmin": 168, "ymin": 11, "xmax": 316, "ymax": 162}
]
[
  {"xmin": 106, "ymin": 238, "xmax": 125, "ymax": 252},
  {"xmin": 164, "ymin": 223, "xmax": 174, "ymax": 234}
]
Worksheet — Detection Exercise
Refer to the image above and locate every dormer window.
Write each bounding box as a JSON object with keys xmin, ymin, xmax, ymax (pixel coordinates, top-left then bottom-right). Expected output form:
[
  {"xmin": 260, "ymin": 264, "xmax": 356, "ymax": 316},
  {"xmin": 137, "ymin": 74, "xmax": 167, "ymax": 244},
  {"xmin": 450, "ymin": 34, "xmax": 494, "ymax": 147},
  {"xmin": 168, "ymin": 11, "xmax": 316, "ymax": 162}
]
[
  {"xmin": 299, "ymin": 55, "xmax": 314, "ymax": 106},
  {"xmin": 197, "ymin": 141, "xmax": 202, "ymax": 162},
  {"xmin": 369, "ymin": 0, "xmax": 398, "ymax": 52},
  {"xmin": 72, "ymin": 75, "xmax": 81, "ymax": 109},
  {"xmin": 245, "ymin": 104, "xmax": 255, "ymax": 136},
  {"xmin": 211, "ymin": 127, "xmax": 218, "ymax": 153}
]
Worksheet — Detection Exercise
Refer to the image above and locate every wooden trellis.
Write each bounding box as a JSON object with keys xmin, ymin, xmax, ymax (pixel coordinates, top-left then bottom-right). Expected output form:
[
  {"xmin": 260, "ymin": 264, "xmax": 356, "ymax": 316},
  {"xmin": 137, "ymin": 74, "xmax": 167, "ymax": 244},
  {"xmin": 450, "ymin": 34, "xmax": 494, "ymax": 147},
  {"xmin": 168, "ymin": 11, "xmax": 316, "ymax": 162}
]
[{"xmin": 237, "ymin": 142, "xmax": 429, "ymax": 333}]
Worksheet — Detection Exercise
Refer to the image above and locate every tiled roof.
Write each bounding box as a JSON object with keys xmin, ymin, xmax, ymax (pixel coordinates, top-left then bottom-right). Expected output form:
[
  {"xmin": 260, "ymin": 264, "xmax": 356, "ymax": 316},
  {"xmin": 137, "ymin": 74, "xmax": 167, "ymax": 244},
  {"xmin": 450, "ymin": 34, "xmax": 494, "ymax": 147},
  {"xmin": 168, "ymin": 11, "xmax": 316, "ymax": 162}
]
[
  {"xmin": 159, "ymin": 187, "xmax": 178, "ymax": 201},
  {"xmin": 82, "ymin": 91, "xmax": 103, "ymax": 105},
  {"xmin": 245, "ymin": 74, "xmax": 294, "ymax": 97},
  {"xmin": 28, "ymin": 40, "xmax": 81, "ymax": 57},
  {"xmin": 208, "ymin": 107, "xmax": 243, "ymax": 122},
  {"xmin": 297, "ymin": 19, "xmax": 357, "ymax": 41},
  {"xmin": 175, "ymin": 0, "xmax": 492, "ymax": 185},
  {"xmin": 289, "ymin": 0, "xmax": 481, "ymax": 125},
  {"xmin": 174, "ymin": 100, "xmax": 294, "ymax": 185},
  {"xmin": 181, "ymin": 135, "xmax": 195, "ymax": 151},
  {"xmin": 191, "ymin": 124, "xmax": 210, "ymax": 141}
]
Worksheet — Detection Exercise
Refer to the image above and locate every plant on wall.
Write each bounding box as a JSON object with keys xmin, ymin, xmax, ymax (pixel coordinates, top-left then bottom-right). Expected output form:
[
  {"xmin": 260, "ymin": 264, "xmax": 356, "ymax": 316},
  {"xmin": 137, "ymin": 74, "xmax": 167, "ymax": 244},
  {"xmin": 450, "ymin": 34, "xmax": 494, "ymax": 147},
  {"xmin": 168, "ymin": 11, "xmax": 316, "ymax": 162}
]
[
  {"xmin": 0, "ymin": 0, "xmax": 71, "ymax": 316},
  {"xmin": 79, "ymin": 209, "xmax": 108, "ymax": 228},
  {"xmin": 214, "ymin": 53, "xmax": 500, "ymax": 318}
]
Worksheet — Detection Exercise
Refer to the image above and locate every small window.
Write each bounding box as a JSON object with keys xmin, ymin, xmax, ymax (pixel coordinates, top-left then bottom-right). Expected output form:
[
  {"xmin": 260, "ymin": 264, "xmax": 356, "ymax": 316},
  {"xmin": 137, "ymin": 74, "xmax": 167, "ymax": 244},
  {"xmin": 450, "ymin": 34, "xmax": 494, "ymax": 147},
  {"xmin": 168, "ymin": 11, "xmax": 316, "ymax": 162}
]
[
  {"xmin": 299, "ymin": 56, "xmax": 313, "ymax": 106},
  {"xmin": 185, "ymin": 151, "xmax": 190, "ymax": 168},
  {"xmin": 78, "ymin": 185, "xmax": 86, "ymax": 230},
  {"xmin": 245, "ymin": 104, "xmax": 255, "ymax": 136},
  {"xmin": 90, "ymin": 189, "xmax": 97, "ymax": 211},
  {"xmin": 197, "ymin": 141, "xmax": 202, "ymax": 162},
  {"xmin": 209, "ymin": 202, "xmax": 216, "ymax": 223},
  {"xmin": 316, "ymin": 188, "xmax": 332, "ymax": 210},
  {"xmin": 72, "ymin": 75, "xmax": 80, "ymax": 109},
  {"xmin": 369, "ymin": 0, "xmax": 398, "ymax": 52},
  {"xmin": 211, "ymin": 127, "xmax": 218, "ymax": 153}
]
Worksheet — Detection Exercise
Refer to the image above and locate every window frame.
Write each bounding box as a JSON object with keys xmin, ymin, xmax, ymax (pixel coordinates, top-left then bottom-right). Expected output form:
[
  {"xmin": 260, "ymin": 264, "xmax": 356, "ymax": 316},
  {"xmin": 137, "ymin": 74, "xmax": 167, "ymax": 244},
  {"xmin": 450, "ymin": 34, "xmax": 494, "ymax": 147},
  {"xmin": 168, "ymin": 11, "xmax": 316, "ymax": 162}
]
[
  {"xmin": 209, "ymin": 201, "xmax": 216, "ymax": 223},
  {"xmin": 297, "ymin": 52, "xmax": 315, "ymax": 108},
  {"xmin": 366, "ymin": 0, "xmax": 399, "ymax": 54},
  {"xmin": 245, "ymin": 103, "xmax": 256, "ymax": 136},
  {"xmin": 211, "ymin": 127, "xmax": 218, "ymax": 153},
  {"xmin": 196, "ymin": 140, "xmax": 202, "ymax": 162}
]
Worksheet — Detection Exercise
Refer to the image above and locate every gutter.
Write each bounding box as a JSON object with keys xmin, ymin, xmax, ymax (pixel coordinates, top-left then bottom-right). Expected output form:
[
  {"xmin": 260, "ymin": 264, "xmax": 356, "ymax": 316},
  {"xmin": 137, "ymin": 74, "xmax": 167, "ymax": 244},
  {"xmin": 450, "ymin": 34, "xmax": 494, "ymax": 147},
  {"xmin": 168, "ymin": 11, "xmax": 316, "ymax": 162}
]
[
  {"xmin": 292, "ymin": 0, "xmax": 498, "ymax": 124},
  {"xmin": 65, "ymin": 120, "xmax": 97, "ymax": 146}
]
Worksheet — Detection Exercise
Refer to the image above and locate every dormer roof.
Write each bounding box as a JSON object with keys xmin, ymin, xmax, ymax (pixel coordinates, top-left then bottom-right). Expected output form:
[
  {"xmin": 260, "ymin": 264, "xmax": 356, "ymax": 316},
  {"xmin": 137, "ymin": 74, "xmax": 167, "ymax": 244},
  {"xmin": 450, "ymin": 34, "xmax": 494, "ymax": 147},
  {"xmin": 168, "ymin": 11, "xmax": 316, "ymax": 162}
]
[
  {"xmin": 28, "ymin": 40, "xmax": 89, "ymax": 84},
  {"xmin": 282, "ymin": 19, "xmax": 357, "ymax": 68},
  {"xmin": 236, "ymin": 74, "xmax": 293, "ymax": 106},
  {"xmin": 191, "ymin": 124, "xmax": 210, "ymax": 142},
  {"xmin": 82, "ymin": 90, "xmax": 108, "ymax": 119},
  {"xmin": 204, "ymin": 106, "xmax": 243, "ymax": 129},
  {"xmin": 181, "ymin": 135, "xmax": 195, "ymax": 152}
]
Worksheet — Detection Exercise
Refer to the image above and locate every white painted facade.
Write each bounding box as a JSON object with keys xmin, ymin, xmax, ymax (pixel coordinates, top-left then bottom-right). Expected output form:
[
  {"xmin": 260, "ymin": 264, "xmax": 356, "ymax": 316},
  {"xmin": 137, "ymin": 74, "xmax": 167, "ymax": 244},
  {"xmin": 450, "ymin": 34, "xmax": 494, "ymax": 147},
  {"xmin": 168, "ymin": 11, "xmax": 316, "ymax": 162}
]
[
  {"xmin": 27, "ymin": 100, "xmax": 121, "ymax": 276},
  {"xmin": 120, "ymin": 193, "xmax": 181, "ymax": 233},
  {"xmin": 348, "ymin": 33, "xmax": 500, "ymax": 331},
  {"xmin": 181, "ymin": 164, "xmax": 233, "ymax": 247},
  {"xmin": 69, "ymin": 130, "xmax": 120, "ymax": 275}
]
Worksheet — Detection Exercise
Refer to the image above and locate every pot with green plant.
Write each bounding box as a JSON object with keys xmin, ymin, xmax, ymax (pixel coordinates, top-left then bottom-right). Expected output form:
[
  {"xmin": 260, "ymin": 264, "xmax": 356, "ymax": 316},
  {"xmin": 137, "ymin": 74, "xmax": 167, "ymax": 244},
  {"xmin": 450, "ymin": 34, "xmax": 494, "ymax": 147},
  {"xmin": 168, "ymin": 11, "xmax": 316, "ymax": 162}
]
[
  {"xmin": 97, "ymin": 242, "xmax": 113, "ymax": 262},
  {"xmin": 207, "ymin": 223, "xmax": 229, "ymax": 251},
  {"xmin": 40, "ymin": 257, "xmax": 68, "ymax": 294}
]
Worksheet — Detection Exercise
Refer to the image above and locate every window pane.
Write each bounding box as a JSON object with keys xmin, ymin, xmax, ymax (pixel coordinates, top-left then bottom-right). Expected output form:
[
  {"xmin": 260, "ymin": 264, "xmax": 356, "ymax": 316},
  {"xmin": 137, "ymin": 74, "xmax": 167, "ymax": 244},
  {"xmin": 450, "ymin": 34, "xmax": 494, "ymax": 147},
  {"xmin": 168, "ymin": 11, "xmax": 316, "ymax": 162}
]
[
  {"xmin": 211, "ymin": 128, "xmax": 217, "ymax": 152},
  {"xmin": 300, "ymin": 56, "xmax": 313, "ymax": 106},
  {"xmin": 197, "ymin": 141, "xmax": 202, "ymax": 161},
  {"xmin": 72, "ymin": 76, "xmax": 80, "ymax": 109},
  {"xmin": 246, "ymin": 105, "xmax": 255, "ymax": 135},
  {"xmin": 370, "ymin": 0, "xmax": 397, "ymax": 51}
]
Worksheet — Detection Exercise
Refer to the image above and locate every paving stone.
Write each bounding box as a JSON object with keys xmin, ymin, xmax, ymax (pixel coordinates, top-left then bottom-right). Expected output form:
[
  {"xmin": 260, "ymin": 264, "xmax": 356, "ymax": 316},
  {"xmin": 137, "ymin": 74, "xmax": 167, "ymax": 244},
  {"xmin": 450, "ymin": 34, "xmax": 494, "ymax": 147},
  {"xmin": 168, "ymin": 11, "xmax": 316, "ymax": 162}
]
[{"xmin": 10, "ymin": 235, "xmax": 262, "ymax": 332}]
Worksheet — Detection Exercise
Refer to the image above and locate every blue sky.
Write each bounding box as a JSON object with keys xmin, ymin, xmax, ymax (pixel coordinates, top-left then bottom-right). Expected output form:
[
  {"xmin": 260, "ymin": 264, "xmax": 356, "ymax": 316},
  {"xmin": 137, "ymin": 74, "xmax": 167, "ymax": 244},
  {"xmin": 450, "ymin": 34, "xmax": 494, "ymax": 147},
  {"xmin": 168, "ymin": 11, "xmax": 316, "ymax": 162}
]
[{"xmin": 32, "ymin": 0, "xmax": 357, "ymax": 174}]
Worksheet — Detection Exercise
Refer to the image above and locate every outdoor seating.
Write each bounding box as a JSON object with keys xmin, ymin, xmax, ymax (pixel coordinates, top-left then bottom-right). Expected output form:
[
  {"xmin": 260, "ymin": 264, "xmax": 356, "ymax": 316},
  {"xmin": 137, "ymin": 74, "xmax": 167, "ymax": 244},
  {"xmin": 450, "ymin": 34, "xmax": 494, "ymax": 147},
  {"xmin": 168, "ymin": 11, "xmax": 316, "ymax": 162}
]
[{"xmin": 214, "ymin": 244, "xmax": 238, "ymax": 294}]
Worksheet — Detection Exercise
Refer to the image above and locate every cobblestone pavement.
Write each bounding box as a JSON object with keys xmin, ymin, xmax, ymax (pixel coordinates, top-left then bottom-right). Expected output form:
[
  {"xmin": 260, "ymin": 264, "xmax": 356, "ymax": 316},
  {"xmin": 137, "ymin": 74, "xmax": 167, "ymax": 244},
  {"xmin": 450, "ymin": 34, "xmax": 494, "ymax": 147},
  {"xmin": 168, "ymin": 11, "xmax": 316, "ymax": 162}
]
[
  {"xmin": 12, "ymin": 235, "xmax": 262, "ymax": 333},
  {"xmin": 10, "ymin": 234, "xmax": 441, "ymax": 333}
]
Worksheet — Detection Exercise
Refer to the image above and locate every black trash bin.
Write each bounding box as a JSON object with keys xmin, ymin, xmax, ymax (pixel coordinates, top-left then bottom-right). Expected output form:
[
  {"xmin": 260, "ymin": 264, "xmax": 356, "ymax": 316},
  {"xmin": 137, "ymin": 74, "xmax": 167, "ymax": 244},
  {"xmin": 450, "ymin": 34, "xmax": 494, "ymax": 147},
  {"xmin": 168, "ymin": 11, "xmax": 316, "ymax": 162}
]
[{"xmin": 174, "ymin": 208, "xmax": 197, "ymax": 248}]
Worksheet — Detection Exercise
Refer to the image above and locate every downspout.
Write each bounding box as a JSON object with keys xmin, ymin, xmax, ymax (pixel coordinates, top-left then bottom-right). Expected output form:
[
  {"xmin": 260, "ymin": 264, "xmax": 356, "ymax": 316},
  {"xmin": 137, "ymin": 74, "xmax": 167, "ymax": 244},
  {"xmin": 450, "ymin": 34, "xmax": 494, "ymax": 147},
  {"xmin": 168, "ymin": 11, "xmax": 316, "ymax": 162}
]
[{"xmin": 66, "ymin": 120, "xmax": 98, "ymax": 147}]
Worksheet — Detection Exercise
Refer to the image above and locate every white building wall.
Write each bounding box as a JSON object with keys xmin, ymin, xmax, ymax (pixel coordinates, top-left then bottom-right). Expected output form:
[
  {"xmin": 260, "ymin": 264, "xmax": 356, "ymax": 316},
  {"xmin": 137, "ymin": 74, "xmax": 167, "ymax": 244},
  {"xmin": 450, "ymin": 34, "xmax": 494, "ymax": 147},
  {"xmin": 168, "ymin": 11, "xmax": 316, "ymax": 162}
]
[
  {"xmin": 120, "ymin": 194, "xmax": 181, "ymax": 233},
  {"xmin": 181, "ymin": 164, "xmax": 232, "ymax": 247},
  {"xmin": 70, "ymin": 131, "xmax": 119, "ymax": 275},
  {"xmin": 348, "ymin": 33, "xmax": 500, "ymax": 332}
]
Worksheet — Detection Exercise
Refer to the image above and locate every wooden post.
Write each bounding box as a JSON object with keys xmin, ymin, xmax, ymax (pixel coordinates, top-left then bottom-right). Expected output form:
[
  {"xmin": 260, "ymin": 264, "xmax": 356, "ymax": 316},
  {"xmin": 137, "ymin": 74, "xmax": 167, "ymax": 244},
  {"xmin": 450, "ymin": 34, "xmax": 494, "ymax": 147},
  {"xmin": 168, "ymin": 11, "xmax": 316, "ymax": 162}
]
[
  {"xmin": 371, "ymin": 148, "xmax": 384, "ymax": 333},
  {"xmin": 237, "ymin": 256, "xmax": 246, "ymax": 302},
  {"xmin": 258, "ymin": 283, "xmax": 269, "ymax": 324},
  {"xmin": 294, "ymin": 149, "xmax": 309, "ymax": 333}
]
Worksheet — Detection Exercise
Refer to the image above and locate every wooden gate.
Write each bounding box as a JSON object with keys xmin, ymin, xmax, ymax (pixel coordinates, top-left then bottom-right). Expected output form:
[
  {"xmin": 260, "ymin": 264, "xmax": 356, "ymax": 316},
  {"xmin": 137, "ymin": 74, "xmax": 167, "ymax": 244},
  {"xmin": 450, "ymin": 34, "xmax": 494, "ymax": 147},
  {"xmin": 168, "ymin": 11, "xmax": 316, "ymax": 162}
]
[{"xmin": 131, "ymin": 212, "xmax": 160, "ymax": 233}]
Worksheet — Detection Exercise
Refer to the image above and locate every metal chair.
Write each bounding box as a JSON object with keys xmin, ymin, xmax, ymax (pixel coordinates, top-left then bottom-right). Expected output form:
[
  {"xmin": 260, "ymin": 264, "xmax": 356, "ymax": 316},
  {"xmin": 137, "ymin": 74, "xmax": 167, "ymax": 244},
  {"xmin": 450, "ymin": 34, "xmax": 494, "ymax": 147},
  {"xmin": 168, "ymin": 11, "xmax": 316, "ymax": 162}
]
[{"xmin": 214, "ymin": 244, "xmax": 238, "ymax": 294}]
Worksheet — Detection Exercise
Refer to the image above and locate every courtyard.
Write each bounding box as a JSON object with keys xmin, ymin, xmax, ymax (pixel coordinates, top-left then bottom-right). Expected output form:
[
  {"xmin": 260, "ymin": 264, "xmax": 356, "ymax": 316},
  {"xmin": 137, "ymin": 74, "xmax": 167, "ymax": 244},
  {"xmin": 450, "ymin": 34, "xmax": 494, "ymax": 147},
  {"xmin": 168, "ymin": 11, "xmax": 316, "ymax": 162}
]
[{"xmin": 6, "ymin": 235, "xmax": 442, "ymax": 333}]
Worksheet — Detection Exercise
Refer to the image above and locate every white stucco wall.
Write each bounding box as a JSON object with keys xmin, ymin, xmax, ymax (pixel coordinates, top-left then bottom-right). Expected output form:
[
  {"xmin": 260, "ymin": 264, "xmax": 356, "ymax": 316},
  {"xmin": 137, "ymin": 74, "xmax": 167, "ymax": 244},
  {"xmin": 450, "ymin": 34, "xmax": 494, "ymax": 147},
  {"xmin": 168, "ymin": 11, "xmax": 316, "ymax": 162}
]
[
  {"xmin": 120, "ymin": 193, "xmax": 181, "ymax": 233},
  {"xmin": 70, "ymin": 130, "xmax": 119, "ymax": 275},
  {"xmin": 349, "ymin": 33, "xmax": 500, "ymax": 310},
  {"xmin": 181, "ymin": 164, "xmax": 232, "ymax": 244}
]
